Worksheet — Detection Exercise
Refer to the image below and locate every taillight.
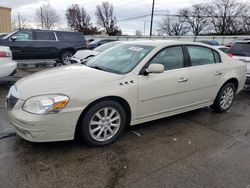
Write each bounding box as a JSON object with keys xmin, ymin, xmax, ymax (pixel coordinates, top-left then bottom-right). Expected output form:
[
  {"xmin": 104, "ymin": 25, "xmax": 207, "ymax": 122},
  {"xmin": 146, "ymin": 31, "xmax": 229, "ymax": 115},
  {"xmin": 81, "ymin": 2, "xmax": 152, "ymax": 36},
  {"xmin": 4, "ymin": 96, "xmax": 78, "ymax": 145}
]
[
  {"xmin": 0, "ymin": 51, "xmax": 11, "ymax": 57},
  {"xmin": 227, "ymin": 53, "xmax": 233, "ymax": 58}
]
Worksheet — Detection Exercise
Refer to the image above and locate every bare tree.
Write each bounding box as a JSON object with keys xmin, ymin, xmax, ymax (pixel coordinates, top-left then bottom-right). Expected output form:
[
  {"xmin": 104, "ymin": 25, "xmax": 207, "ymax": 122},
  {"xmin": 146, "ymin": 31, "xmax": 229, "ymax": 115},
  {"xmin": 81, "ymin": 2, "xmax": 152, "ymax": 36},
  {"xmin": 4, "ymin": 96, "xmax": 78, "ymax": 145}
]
[
  {"xmin": 159, "ymin": 14, "xmax": 189, "ymax": 36},
  {"xmin": 95, "ymin": 1, "xmax": 121, "ymax": 36},
  {"xmin": 180, "ymin": 4, "xmax": 210, "ymax": 36},
  {"xmin": 14, "ymin": 13, "xmax": 29, "ymax": 29},
  {"xmin": 209, "ymin": 0, "xmax": 247, "ymax": 35},
  {"xmin": 36, "ymin": 4, "xmax": 60, "ymax": 29},
  {"xmin": 65, "ymin": 4, "xmax": 99, "ymax": 35},
  {"xmin": 242, "ymin": 9, "xmax": 250, "ymax": 34}
]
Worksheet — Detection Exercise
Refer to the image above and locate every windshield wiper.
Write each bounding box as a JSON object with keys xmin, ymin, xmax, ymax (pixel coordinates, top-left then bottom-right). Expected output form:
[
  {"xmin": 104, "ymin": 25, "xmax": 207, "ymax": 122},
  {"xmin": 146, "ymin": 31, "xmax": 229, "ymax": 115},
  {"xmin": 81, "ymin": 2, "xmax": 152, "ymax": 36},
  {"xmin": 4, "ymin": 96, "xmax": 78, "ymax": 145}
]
[{"xmin": 89, "ymin": 65, "xmax": 106, "ymax": 71}]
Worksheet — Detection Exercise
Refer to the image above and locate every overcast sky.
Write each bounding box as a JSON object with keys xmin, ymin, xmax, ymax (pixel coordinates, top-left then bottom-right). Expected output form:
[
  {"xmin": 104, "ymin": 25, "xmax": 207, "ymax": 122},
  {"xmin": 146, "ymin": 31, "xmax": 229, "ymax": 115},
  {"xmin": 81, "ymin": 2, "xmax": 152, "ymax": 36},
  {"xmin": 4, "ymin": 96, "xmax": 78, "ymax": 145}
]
[{"xmin": 0, "ymin": 0, "xmax": 249, "ymax": 35}]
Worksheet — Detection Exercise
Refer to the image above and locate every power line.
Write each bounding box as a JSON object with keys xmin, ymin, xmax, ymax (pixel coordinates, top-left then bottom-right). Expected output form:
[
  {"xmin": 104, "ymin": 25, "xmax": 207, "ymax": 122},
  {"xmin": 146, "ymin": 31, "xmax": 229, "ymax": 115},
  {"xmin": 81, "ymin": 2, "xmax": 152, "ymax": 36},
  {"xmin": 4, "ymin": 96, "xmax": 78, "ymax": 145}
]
[{"xmin": 117, "ymin": 13, "xmax": 250, "ymax": 22}]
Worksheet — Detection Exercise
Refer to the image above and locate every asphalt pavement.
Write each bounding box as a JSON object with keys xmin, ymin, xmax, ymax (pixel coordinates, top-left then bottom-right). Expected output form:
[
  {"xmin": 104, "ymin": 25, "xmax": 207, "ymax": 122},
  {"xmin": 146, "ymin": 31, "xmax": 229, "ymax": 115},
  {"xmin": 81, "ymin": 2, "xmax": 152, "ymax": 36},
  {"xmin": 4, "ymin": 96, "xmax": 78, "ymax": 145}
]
[{"xmin": 1, "ymin": 67, "xmax": 250, "ymax": 188}]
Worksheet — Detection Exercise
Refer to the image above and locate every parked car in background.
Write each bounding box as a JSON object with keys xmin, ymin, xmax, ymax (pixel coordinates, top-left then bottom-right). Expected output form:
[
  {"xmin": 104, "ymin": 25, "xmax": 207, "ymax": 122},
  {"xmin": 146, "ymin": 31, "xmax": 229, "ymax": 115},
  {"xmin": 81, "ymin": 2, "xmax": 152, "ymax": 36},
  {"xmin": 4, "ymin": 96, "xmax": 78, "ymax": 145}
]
[
  {"xmin": 6, "ymin": 41, "xmax": 246, "ymax": 146},
  {"xmin": 87, "ymin": 38, "xmax": 117, "ymax": 50},
  {"xmin": 0, "ymin": 46, "xmax": 17, "ymax": 78},
  {"xmin": 227, "ymin": 41, "xmax": 250, "ymax": 86},
  {"xmin": 0, "ymin": 33, "xmax": 8, "ymax": 39},
  {"xmin": 0, "ymin": 29, "xmax": 86, "ymax": 65},
  {"xmin": 214, "ymin": 46, "xmax": 229, "ymax": 53},
  {"xmin": 199, "ymin": 40, "xmax": 219, "ymax": 46},
  {"xmin": 70, "ymin": 41, "xmax": 122, "ymax": 64}
]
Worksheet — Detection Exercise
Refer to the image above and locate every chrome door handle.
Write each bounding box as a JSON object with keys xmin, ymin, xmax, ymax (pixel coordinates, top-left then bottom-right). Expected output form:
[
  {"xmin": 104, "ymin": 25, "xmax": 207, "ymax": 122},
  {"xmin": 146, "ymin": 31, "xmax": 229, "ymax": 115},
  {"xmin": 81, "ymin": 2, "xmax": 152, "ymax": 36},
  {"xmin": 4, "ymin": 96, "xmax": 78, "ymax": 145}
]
[
  {"xmin": 214, "ymin": 71, "xmax": 222, "ymax": 76},
  {"xmin": 178, "ymin": 77, "xmax": 189, "ymax": 82}
]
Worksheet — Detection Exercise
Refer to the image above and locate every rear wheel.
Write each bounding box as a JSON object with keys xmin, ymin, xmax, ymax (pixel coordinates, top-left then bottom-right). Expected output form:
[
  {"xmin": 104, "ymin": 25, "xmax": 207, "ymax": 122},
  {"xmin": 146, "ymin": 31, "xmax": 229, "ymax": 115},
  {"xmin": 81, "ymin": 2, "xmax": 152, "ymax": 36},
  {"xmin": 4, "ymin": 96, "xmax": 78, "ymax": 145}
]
[
  {"xmin": 212, "ymin": 83, "xmax": 236, "ymax": 113},
  {"xmin": 60, "ymin": 51, "xmax": 73, "ymax": 65},
  {"xmin": 78, "ymin": 100, "xmax": 126, "ymax": 146}
]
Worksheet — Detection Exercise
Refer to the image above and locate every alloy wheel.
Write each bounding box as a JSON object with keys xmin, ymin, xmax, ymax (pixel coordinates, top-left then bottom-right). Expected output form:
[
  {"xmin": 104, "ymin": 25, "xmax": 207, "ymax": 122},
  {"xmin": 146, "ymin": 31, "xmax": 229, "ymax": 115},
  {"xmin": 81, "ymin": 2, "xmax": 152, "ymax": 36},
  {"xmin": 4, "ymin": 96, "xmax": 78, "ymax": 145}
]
[
  {"xmin": 220, "ymin": 86, "xmax": 234, "ymax": 110},
  {"xmin": 89, "ymin": 107, "xmax": 121, "ymax": 142}
]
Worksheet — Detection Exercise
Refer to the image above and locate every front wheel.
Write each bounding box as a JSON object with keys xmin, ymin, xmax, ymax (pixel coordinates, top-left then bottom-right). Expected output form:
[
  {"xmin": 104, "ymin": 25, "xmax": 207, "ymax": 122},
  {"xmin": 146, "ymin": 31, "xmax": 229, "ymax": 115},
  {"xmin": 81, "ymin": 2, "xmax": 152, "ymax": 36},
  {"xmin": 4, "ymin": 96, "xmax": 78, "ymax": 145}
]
[
  {"xmin": 78, "ymin": 100, "xmax": 126, "ymax": 146},
  {"xmin": 60, "ymin": 51, "xmax": 74, "ymax": 65},
  {"xmin": 212, "ymin": 83, "xmax": 236, "ymax": 113}
]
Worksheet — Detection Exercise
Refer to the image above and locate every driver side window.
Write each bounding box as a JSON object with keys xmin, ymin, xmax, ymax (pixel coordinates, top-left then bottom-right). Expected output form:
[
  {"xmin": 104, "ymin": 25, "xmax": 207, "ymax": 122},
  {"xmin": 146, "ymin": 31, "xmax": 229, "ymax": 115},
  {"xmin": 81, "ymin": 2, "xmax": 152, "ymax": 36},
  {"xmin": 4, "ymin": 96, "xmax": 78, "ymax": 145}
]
[
  {"xmin": 149, "ymin": 46, "xmax": 184, "ymax": 71},
  {"xmin": 12, "ymin": 31, "xmax": 33, "ymax": 41}
]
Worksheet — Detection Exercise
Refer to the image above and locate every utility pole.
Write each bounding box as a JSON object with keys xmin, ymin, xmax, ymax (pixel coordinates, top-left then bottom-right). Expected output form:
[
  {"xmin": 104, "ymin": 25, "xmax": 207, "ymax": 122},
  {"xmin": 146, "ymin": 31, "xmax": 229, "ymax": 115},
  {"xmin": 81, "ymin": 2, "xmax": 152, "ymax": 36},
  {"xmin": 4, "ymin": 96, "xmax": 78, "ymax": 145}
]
[
  {"xmin": 149, "ymin": 0, "xmax": 155, "ymax": 36},
  {"xmin": 144, "ymin": 21, "xmax": 147, "ymax": 36},
  {"xmin": 40, "ymin": 7, "xmax": 44, "ymax": 29},
  {"xmin": 18, "ymin": 13, "xmax": 21, "ymax": 29}
]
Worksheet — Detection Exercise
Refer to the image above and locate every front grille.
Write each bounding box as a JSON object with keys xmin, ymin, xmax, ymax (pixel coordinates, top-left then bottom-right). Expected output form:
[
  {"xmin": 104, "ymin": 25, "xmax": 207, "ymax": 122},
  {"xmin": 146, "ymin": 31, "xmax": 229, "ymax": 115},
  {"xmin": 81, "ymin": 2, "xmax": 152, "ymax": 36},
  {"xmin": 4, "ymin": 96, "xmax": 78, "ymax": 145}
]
[{"xmin": 6, "ymin": 94, "xmax": 18, "ymax": 110}]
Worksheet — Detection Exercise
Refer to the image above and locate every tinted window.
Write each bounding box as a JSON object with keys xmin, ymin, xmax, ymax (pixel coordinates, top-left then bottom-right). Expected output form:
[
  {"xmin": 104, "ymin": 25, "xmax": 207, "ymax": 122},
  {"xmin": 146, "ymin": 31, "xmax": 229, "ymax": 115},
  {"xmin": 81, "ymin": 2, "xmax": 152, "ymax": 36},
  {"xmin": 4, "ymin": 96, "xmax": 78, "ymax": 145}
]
[
  {"xmin": 13, "ymin": 31, "xmax": 33, "ymax": 41},
  {"xmin": 59, "ymin": 32, "xmax": 84, "ymax": 42},
  {"xmin": 149, "ymin": 46, "xmax": 184, "ymax": 71},
  {"xmin": 36, "ymin": 31, "xmax": 56, "ymax": 40},
  {"xmin": 228, "ymin": 43, "xmax": 250, "ymax": 56},
  {"xmin": 213, "ymin": 51, "xmax": 221, "ymax": 63},
  {"xmin": 187, "ymin": 46, "xmax": 215, "ymax": 66}
]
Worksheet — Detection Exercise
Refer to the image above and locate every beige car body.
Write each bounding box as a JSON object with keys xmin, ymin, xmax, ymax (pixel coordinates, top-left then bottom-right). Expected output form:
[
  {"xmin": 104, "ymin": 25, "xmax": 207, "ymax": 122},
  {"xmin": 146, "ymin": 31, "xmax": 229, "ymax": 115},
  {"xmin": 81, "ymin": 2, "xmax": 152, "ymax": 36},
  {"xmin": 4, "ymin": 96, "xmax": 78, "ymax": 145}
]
[
  {"xmin": 0, "ymin": 46, "xmax": 17, "ymax": 78},
  {"xmin": 7, "ymin": 41, "xmax": 246, "ymax": 142}
]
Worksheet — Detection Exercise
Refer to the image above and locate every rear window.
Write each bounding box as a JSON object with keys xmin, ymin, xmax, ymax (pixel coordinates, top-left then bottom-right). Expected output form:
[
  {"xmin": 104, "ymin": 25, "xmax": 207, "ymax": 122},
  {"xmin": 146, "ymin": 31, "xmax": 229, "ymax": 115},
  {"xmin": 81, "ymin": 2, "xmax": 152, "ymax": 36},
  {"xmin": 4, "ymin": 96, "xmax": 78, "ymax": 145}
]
[
  {"xmin": 228, "ymin": 43, "xmax": 250, "ymax": 56},
  {"xmin": 187, "ymin": 46, "xmax": 218, "ymax": 66},
  {"xmin": 36, "ymin": 31, "xmax": 56, "ymax": 40},
  {"xmin": 59, "ymin": 32, "xmax": 85, "ymax": 42}
]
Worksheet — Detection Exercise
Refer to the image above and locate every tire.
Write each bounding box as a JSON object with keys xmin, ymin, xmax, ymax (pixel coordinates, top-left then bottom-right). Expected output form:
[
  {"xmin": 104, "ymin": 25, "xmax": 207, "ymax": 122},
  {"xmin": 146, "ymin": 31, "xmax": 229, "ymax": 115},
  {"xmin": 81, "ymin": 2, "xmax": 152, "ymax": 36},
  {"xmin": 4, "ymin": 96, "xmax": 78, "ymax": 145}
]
[
  {"xmin": 60, "ymin": 51, "xmax": 74, "ymax": 65},
  {"xmin": 78, "ymin": 100, "xmax": 126, "ymax": 146},
  {"xmin": 212, "ymin": 82, "xmax": 236, "ymax": 113}
]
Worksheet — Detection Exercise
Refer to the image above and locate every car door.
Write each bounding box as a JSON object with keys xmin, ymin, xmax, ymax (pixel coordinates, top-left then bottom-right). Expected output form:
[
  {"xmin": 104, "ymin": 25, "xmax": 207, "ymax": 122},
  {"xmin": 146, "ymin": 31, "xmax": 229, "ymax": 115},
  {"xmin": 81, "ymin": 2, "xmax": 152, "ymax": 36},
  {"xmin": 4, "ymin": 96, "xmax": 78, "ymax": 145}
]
[
  {"xmin": 34, "ymin": 31, "xmax": 58, "ymax": 59},
  {"xmin": 137, "ymin": 46, "xmax": 191, "ymax": 119},
  {"xmin": 185, "ymin": 45, "xmax": 225, "ymax": 105},
  {"xmin": 7, "ymin": 30, "xmax": 35, "ymax": 60}
]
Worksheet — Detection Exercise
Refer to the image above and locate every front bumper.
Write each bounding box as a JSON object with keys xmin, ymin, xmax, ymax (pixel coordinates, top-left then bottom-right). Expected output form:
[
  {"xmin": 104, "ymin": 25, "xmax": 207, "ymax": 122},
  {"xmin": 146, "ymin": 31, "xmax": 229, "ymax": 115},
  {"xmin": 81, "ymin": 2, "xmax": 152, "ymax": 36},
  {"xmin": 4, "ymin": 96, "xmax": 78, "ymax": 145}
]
[{"xmin": 8, "ymin": 100, "xmax": 83, "ymax": 142}]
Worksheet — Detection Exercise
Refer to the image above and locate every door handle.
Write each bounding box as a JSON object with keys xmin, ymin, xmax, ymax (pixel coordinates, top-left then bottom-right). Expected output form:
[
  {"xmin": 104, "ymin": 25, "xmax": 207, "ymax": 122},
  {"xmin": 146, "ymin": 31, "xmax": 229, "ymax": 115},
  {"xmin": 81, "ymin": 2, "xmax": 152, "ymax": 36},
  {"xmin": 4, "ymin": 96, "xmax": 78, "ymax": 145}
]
[
  {"xmin": 178, "ymin": 77, "xmax": 189, "ymax": 83},
  {"xmin": 214, "ymin": 71, "xmax": 222, "ymax": 76}
]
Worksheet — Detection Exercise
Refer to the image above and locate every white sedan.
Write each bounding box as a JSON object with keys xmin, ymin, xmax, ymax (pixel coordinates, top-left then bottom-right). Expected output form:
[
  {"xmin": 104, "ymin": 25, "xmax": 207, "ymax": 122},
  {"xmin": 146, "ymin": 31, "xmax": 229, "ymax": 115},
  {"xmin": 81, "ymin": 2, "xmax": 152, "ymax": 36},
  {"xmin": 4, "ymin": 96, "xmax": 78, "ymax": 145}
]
[
  {"xmin": 6, "ymin": 41, "xmax": 246, "ymax": 146},
  {"xmin": 69, "ymin": 41, "xmax": 122, "ymax": 64},
  {"xmin": 0, "ymin": 46, "xmax": 17, "ymax": 78}
]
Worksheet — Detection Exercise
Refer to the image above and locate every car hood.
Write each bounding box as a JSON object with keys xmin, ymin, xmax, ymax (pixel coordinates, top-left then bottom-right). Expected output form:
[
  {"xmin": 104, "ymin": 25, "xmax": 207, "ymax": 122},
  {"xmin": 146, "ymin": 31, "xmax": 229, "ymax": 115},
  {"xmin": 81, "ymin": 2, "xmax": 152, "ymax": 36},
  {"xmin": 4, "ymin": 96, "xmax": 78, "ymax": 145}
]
[
  {"xmin": 15, "ymin": 65, "xmax": 124, "ymax": 100},
  {"xmin": 73, "ymin": 50, "xmax": 100, "ymax": 59}
]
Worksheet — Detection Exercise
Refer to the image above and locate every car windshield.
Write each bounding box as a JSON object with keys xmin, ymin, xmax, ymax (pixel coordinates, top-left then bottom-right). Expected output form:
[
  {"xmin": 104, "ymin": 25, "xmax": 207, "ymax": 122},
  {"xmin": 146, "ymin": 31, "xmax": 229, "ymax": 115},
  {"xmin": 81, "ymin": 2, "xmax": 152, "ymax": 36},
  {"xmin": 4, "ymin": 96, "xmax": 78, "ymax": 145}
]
[
  {"xmin": 89, "ymin": 39, "xmax": 101, "ymax": 45},
  {"xmin": 86, "ymin": 44, "xmax": 154, "ymax": 74},
  {"xmin": 2, "ymin": 31, "xmax": 18, "ymax": 39},
  {"xmin": 94, "ymin": 42, "xmax": 121, "ymax": 52}
]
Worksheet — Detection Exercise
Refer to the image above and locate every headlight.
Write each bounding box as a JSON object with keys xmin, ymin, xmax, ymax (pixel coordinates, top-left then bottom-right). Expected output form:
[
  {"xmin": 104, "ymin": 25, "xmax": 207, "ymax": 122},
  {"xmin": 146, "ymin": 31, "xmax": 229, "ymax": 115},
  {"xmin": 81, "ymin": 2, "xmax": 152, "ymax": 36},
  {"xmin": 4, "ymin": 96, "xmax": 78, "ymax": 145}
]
[{"xmin": 23, "ymin": 95, "xmax": 70, "ymax": 115}]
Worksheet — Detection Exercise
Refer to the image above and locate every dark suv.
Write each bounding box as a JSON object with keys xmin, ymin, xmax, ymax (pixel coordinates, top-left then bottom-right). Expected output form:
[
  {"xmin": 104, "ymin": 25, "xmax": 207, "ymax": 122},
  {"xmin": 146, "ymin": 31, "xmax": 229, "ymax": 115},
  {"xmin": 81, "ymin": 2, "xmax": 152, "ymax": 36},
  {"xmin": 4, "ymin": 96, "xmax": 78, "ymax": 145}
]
[{"xmin": 0, "ymin": 29, "xmax": 86, "ymax": 64}]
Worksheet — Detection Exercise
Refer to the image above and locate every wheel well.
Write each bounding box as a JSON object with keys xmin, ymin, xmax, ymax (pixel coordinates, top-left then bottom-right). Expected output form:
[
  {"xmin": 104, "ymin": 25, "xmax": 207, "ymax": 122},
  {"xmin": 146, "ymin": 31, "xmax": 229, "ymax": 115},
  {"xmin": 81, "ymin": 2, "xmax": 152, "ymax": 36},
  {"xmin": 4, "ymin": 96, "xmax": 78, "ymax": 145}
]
[
  {"xmin": 60, "ymin": 48, "xmax": 75, "ymax": 56},
  {"xmin": 223, "ymin": 78, "xmax": 238, "ymax": 90},
  {"xmin": 74, "ymin": 96, "xmax": 132, "ymax": 139}
]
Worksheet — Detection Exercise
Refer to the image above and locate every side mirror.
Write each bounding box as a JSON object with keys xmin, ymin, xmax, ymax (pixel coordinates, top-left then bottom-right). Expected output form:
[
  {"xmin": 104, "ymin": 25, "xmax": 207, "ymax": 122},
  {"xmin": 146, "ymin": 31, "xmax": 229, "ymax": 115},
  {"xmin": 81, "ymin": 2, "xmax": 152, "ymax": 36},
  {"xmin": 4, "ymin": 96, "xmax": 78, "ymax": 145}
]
[
  {"xmin": 10, "ymin": 36, "xmax": 17, "ymax": 41},
  {"xmin": 146, "ymin": 64, "xmax": 164, "ymax": 74}
]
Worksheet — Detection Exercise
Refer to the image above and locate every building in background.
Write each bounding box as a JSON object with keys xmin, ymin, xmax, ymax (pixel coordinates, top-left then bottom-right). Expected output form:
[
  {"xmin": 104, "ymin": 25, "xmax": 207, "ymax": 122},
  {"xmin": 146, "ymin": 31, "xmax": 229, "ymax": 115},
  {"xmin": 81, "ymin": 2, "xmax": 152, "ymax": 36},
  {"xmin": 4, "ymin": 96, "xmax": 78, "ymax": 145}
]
[{"xmin": 0, "ymin": 6, "xmax": 11, "ymax": 33}]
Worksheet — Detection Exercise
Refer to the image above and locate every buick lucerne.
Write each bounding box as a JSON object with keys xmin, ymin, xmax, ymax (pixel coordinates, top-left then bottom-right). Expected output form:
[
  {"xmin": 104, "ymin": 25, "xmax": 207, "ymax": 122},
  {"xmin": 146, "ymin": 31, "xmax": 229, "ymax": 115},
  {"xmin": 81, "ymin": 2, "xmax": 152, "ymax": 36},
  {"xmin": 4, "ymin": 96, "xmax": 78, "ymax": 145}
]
[{"xmin": 6, "ymin": 41, "xmax": 246, "ymax": 146}]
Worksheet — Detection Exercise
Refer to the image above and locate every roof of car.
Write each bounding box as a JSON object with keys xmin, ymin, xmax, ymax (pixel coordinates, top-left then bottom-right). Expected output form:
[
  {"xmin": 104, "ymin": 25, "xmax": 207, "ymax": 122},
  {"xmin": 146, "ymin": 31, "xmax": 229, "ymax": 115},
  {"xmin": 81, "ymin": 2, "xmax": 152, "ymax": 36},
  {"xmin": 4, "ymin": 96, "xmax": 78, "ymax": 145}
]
[
  {"xmin": 234, "ymin": 40, "xmax": 250, "ymax": 44},
  {"xmin": 122, "ymin": 40, "xmax": 213, "ymax": 47},
  {"xmin": 18, "ymin": 29, "xmax": 82, "ymax": 33}
]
